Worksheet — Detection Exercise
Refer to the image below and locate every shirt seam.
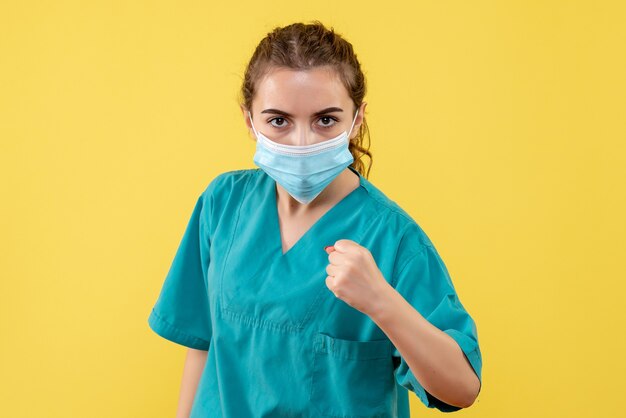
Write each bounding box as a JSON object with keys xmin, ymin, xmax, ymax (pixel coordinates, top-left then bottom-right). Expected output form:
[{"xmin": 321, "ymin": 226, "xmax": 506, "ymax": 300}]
[
  {"xmin": 218, "ymin": 170, "xmax": 253, "ymax": 318},
  {"xmin": 390, "ymin": 244, "xmax": 430, "ymax": 288},
  {"xmin": 149, "ymin": 308, "xmax": 211, "ymax": 348}
]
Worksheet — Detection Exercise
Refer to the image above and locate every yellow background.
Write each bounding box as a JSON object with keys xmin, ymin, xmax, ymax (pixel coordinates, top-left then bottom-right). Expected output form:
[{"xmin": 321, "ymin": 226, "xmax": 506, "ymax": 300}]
[{"xmin": 1, "ymin": 1, "xmax": 624, "ymax": 417}]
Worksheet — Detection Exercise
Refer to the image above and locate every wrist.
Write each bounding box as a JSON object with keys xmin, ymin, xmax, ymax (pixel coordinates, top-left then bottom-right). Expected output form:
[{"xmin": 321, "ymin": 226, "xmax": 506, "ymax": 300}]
[{"xmin": 368, "ymin": 278, "xmax": 398, "ymax": 325}]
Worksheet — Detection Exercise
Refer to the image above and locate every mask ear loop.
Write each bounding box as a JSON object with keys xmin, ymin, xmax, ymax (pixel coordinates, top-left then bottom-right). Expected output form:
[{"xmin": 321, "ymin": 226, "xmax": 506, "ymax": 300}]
[
  {"xmin": 347, "ymin": 108, "xmax": 360, "ymax": 139},
  {"xmin": 247, "ymin": 111, "xmax": 260, "ymax": 138}
]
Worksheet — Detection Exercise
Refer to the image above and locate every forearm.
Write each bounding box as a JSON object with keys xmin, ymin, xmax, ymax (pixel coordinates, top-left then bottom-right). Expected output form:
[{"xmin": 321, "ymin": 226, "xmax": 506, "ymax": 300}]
[
  {"xmin": 369, "ymin": 283, "xmax": 480, "ymax": 408},
  {"xmin": 176, "ymin": 348, "xmax": 208, "ymax": 418}
]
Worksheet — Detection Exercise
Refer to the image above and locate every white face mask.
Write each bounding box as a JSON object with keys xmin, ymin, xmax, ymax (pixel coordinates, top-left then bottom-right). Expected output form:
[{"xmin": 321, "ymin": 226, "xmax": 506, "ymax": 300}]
[{"xmin": 248, "ymin": 109, "xmax": 359, "ymax": 204}]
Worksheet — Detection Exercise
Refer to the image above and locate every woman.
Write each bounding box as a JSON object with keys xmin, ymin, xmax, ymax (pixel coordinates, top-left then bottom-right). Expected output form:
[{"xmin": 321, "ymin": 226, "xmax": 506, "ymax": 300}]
[{"xmin": 148, "ymin": 21, "xmax": 482, "ymax": 418}]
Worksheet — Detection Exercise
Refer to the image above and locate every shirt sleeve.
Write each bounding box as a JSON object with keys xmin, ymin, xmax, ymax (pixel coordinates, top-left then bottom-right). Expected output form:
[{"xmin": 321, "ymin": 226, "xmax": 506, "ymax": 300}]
[
  {"xmin": 390, "ymin": 241, "xmax": 483, "ymax": 412},
  {"xmin": 147, "ymin": 189, "xmax": 213, "ymax": 350}
]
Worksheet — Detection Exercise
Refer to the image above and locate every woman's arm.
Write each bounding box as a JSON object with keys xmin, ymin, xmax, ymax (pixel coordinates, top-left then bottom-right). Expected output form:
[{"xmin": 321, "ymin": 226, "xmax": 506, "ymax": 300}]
[
  {"xmin": 176, "ymin": 348, "xmax": 208, "ymax": 418},
  {"xmin": 370, "ymin": 285, "xmax": 481, "ymax": 409}
]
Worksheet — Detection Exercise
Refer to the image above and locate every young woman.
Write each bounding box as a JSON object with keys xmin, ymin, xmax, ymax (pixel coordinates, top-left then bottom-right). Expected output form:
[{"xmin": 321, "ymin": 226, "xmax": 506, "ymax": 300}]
[{"xmin": 148, "ymin": 21, "xmax": 482, "ymax": 418}]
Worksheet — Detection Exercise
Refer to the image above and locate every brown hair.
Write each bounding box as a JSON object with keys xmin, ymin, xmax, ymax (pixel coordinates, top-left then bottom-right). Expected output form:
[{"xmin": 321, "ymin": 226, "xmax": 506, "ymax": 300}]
[{"xmin": 238, "ymin": 20, "xmax": 373, "ymax": 179}]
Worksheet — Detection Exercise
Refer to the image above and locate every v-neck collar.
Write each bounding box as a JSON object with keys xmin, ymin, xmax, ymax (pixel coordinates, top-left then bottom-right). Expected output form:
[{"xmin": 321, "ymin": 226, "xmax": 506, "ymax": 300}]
[{"xmin": 259, "ymin": 165, "xmax": 368, "ymax": 259}]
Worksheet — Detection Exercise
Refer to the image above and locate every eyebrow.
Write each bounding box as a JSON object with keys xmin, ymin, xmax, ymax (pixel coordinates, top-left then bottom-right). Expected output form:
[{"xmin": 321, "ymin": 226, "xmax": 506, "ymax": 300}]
[{"xmin": 260, "ymin": 107, "xmax": 344, "ymax": 117}]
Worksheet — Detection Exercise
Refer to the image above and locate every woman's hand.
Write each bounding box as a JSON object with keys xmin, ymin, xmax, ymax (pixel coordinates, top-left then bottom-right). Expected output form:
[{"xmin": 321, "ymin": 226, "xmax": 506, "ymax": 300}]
[{"xmin": 324, "ymin": 239, "xmax": 392, "ymax": 317}]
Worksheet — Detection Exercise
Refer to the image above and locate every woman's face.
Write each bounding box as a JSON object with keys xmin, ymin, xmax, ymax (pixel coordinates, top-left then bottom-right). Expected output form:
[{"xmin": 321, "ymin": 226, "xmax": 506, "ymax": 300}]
[{"xmin": 243, "ymin": 66, "xmax": 366, "ymax": 146}]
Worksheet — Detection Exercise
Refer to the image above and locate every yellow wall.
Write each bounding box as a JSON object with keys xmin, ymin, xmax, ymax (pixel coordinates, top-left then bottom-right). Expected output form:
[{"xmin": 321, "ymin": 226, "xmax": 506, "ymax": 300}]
[{"xmin": 1, "ymin": 1, "xmax": 624, "ymax": 417}]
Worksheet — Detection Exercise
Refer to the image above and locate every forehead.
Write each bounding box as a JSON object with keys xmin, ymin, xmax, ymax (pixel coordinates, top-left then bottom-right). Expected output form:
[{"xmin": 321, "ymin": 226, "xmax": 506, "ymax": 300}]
[{"xmin": 254, "ymin": 66, "xmax": 350, "ymax": 113}]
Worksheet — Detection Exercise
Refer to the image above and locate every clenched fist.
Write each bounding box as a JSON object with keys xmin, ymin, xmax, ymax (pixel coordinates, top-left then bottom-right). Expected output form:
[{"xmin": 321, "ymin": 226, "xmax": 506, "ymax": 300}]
[{"xmin": 324, "ymin": 239, "xmax": 392, "ymax": 317}]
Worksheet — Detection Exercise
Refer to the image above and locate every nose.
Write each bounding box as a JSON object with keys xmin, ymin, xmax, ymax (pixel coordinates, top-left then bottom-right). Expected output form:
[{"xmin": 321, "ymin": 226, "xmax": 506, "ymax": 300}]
[{"xmin": 294, "ymin": 125, "xmax": 315, "ymax": 146}]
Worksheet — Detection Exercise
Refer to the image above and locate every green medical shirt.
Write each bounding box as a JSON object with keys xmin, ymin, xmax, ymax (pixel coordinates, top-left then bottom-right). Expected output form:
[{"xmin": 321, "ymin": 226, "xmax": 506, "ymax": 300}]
[{"xmin": 148, "ymin": 166, "xmax": 482, "ymax": 417}]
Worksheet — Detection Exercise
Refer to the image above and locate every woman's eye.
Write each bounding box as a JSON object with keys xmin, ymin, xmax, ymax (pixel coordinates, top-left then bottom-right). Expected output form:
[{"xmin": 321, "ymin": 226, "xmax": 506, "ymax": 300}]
[
  {"xmin": 317, "ymin": 116, "xmax": 338, "ymax": 128},
  {"xmin": 268, "ymin": 116, "xmax": 338, "ymax": 129},
  {"xmin": 269, "ymin": 117, "xmax": 287, "ymax": 128}
]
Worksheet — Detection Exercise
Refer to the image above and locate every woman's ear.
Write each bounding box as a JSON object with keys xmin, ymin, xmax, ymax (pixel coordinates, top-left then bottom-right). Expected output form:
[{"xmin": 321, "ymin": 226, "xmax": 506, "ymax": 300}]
[{"xmin": 240, "ymin": 104, "xmax": 250, "ymax": 127}]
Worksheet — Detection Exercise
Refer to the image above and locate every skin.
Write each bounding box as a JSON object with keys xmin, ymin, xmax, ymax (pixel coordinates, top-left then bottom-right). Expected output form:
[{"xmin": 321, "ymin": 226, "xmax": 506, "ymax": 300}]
[
  {"xmin": 176, "ymin": 348, "xmax": 207, "ymax": 418},
  {"xmin": 177, "ymin": 66, "xmax": 480, "ymax": 415}
]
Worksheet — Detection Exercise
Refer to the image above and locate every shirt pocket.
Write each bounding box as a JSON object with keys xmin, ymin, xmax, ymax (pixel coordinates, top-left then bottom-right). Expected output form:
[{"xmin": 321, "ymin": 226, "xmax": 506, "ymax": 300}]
[{"xmin": 310, "ymin": 332, "xmax": 396, "ymax": 418}]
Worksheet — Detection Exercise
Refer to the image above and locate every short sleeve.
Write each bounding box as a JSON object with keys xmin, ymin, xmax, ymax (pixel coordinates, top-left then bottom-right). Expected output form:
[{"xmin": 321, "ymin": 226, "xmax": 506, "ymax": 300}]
[
  {"xmin": 147, "ymin": 191, "xmax": 212, "ymax": 350},
  {"xmin": 391, "ymin": 242, "xmax": 483, "ymax": 412}
]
